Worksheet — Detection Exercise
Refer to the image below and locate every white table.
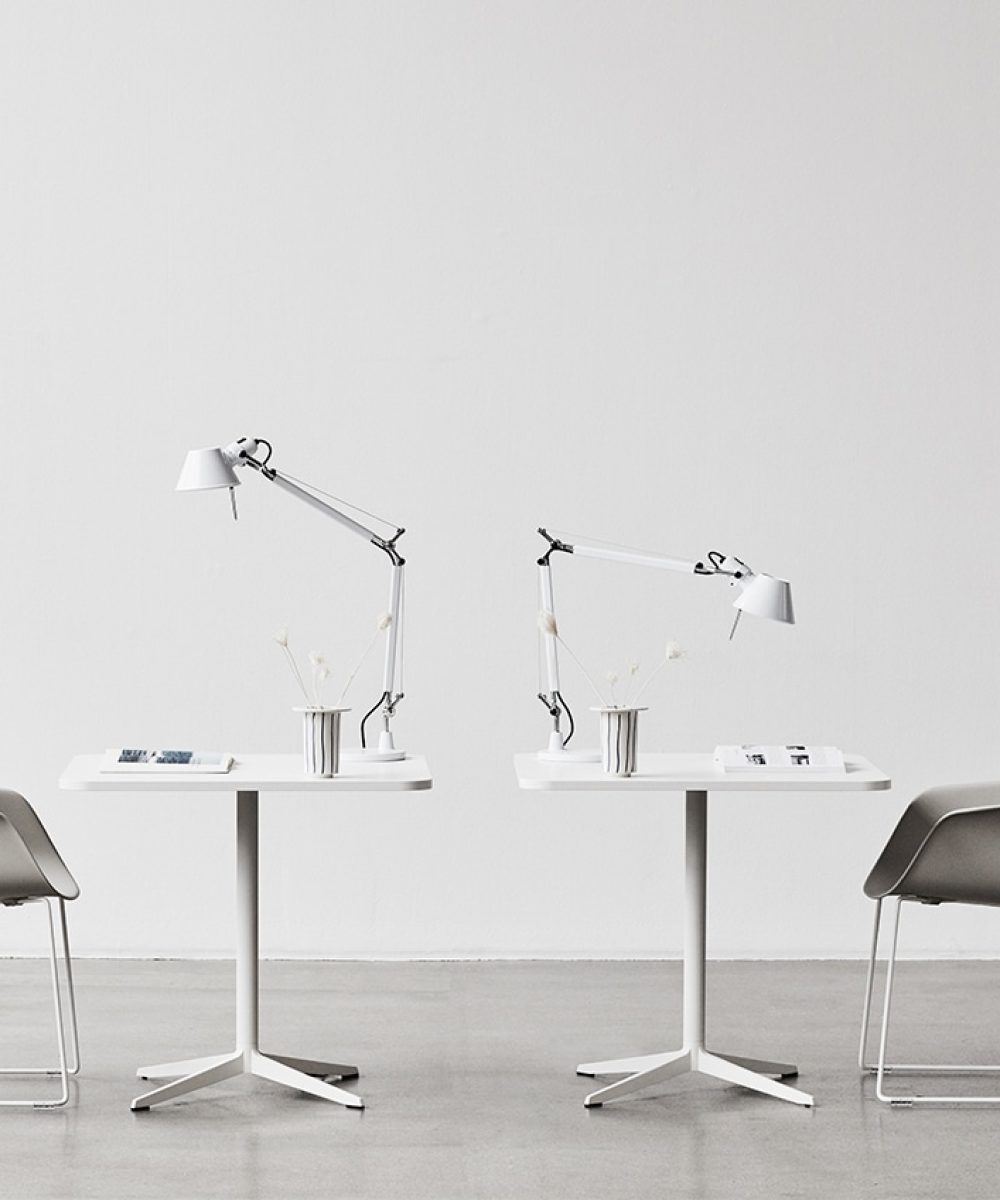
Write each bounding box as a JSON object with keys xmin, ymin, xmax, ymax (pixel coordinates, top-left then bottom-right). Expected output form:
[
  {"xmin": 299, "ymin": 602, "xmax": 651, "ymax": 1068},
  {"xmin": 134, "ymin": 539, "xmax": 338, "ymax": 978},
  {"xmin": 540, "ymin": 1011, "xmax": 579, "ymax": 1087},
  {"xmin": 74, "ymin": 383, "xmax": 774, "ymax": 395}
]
[
  {"xmin": 60, "ymin": 753, "xmax": 432, "ymax": 1112},
  {"xmin": 515, "ymin": 751, "xmax": 890, "ymax": 1108}
]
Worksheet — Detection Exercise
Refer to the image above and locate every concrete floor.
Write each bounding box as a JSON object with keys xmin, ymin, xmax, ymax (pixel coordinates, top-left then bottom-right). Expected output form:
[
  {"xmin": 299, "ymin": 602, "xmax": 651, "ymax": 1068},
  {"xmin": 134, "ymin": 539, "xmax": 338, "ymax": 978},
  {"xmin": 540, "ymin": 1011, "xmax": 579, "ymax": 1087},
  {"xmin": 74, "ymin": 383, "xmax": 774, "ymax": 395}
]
[{"xmin": 0, "ymin": 958, "xmax": 997, "ymax": 1200}]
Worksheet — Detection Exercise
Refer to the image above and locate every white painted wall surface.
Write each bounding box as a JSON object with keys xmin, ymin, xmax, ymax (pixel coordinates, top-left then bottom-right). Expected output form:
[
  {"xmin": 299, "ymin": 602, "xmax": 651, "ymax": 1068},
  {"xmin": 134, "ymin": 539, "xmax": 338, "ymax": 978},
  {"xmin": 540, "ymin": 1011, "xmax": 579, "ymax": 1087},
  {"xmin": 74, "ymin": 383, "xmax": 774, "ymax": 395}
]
[{"xmin": 1, "ymin": 1, "xmax": 998, "ymax": 958}]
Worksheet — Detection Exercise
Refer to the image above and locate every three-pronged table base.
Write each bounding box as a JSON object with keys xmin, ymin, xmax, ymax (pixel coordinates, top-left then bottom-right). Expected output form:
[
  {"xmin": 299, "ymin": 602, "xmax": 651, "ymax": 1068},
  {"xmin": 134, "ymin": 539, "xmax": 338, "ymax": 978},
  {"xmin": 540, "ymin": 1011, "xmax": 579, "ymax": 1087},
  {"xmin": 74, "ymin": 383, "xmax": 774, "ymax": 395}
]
[
  {"xmin": 132, "ymin": 1050, "xmax": 363, "ymax": 1111},
  {"xmin": 578, "ymin": 1047, "xmax": 811, "ymax": 1107}
]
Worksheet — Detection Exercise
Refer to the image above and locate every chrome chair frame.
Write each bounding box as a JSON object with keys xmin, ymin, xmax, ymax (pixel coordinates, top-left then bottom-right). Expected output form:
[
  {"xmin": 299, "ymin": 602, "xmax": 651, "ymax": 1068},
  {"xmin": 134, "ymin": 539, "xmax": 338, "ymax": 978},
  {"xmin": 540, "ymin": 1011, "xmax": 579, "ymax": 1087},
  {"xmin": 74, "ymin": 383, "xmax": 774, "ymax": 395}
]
[{"xmin": 0, "ymin": 896, "xmax": 80, "ymax": 1108}]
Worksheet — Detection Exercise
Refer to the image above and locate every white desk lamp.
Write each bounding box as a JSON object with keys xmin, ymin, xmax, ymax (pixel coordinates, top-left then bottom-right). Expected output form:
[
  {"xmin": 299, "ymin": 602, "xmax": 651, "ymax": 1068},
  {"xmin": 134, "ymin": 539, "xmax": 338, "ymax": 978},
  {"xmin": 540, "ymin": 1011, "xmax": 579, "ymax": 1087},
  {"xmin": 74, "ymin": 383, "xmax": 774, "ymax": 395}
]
[
  {"xmin": 177, "ymin": 437, "xmax": 406, "ymax": 762},
  {"xmin": 535, "ymin": 528, "xmax": 794, "ymax": 761}
]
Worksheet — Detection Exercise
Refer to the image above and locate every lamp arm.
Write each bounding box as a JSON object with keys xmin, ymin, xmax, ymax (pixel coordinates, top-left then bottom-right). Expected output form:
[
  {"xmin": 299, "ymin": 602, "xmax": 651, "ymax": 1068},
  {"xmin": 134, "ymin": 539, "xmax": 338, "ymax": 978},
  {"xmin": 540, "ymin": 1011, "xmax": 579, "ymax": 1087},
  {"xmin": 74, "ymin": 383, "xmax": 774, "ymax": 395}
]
[
  {"xmin": 232, "ymin": 439, "xmax": 408, "ymax": 750},
  {"xmin": 232, "ymin": 443, "xmax": 405, "ymax": 566},
  {"xmin": 359, "ymin": 560, "xmax": 405, "ymax": 750},
  {"xmin": 571, "ymin": 542, "xmax": 701, "ymax": 574},
  {"xmin": 535, "ymin": 528, "xmax": 758, "ymax": 743},
  {"xmin": 537, "ymin": 527, "xmax": 747, "ymax": 579},
  {"xmin": 382, "ymin": 563, "xmax": 404, "ymax": 699},
  {"xmin": 538, "ymin": 560, "xmax": 561, "ymax": 696},
  {"xmin": 265, "ymin": 469, "xmax": 408, "ymax": 734},
  {"xmin": 267, "ymin": 471, "xmax": 405, "ymax": 565},
  {"xmin": 535, "ymin": 530, "xmax": 704, "ymax": 714}
]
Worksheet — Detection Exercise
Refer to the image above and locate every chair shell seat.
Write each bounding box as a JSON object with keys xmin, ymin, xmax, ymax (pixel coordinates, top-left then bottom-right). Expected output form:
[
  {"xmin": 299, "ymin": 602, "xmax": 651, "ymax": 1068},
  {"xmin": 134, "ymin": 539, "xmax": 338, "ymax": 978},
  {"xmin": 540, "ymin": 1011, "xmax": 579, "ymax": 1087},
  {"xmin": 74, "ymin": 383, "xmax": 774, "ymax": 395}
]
[{"xmin": 864, "ymin": 782, "xmax": 1000, "ymax": 908}]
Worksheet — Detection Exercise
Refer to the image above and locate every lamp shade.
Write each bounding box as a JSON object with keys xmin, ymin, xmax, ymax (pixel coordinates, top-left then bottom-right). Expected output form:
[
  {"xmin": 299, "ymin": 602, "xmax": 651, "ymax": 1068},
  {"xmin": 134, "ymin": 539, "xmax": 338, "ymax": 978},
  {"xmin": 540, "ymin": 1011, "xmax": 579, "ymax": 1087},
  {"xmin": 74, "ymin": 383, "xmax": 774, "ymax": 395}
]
[
  {"xmin": 176, "ymin": 447, "xmax": 241, "ymax": 492},
  {"xmin": 733, "ymin": 573, "xmax": 795, "ymax": 624}
]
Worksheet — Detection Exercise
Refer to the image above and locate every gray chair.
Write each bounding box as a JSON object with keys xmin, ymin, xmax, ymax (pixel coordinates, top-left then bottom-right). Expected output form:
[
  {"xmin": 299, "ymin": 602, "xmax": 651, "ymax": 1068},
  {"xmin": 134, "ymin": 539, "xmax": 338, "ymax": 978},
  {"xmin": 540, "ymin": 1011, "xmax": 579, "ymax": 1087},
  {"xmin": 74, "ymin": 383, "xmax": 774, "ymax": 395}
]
[
  {"xmin": 0, "ymin": 790, "xmax": 80, "ymax": 1108},
  {"xmin": 859, "ymin": 782, "xmax": 1000, "ymax": 1104}
]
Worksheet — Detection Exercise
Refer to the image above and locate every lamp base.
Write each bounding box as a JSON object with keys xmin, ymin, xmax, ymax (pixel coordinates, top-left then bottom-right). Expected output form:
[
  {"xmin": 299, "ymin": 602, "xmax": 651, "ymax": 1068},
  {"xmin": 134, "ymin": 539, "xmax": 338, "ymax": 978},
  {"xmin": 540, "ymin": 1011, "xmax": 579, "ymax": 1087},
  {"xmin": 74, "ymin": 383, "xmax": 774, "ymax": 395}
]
[
  {"xmin": 340, "ymin": 747, "xmax": 407, "ymax": 764},
  {"xmin": 538, "ymin": 748, "xmax": 601, "ymax": 763},
  {"xmin": 340, "ymin": 729, "xmax": 406, "ymax": 763},
  {"xmin": 538, "ymin": 729, "xmax": 600, "ymax": 763}
]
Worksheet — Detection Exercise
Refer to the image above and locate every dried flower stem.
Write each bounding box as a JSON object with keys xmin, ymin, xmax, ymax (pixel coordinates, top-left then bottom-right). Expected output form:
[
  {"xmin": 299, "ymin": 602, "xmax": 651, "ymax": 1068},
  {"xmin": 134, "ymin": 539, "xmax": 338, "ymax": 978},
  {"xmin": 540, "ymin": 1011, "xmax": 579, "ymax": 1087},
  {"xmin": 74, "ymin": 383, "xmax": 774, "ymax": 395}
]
[
  {"xmin": 629, "ymin": 666, "xmax": 664, "ymax": 706},
  {"xmin": 631, "ymin": 643, "xmax": 683, "ymax": 705},
  {"xmin": 281, "ymin": 645, "xmax": 312, "ymax": 703},
  {"xmin": 338, "ymin": 627, "xmax": 383, "ymax": 703},
  {"xmin": 553, "ymin": 635, "xmax": 608, "ymax": 706},
  {"xmin": 622, "ymin": 661, "xmax": 641, "ymax": 707}
]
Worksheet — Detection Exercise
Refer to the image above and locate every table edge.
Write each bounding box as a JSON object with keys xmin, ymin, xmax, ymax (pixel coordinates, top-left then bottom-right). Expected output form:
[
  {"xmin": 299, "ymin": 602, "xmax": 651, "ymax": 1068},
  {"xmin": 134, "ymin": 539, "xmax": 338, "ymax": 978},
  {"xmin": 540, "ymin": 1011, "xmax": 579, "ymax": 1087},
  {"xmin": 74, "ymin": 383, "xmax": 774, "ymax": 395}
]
[
  {"xmin": 513, "ymin": 752, "xmax": 891, "ymax": 792},
  {"xmin": 59, "ymin": 753, "xmax": 433, "ymax": 792}
]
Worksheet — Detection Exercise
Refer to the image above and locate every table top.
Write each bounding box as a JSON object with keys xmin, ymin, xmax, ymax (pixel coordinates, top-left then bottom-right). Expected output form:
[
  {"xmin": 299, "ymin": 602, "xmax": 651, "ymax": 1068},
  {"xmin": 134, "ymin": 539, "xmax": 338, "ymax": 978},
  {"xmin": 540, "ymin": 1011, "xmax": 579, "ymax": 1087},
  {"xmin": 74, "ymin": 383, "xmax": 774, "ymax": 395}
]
[
  {"xmin": 60, "ymin": 753, "xmax": 433, "ymax": 793},
  {"xmin": 514, "ymin": 752, "xmax": 890, "ymax": 792}
]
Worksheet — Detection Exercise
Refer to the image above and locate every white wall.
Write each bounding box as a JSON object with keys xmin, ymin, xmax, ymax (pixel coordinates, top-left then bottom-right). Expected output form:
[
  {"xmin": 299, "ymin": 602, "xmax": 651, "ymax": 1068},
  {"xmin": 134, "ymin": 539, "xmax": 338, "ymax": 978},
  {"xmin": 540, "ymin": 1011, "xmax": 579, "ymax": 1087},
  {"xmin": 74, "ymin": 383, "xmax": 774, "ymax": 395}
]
[{"xmin": 1, "ymin": 0, "xmax": 998, "ymax": 959}]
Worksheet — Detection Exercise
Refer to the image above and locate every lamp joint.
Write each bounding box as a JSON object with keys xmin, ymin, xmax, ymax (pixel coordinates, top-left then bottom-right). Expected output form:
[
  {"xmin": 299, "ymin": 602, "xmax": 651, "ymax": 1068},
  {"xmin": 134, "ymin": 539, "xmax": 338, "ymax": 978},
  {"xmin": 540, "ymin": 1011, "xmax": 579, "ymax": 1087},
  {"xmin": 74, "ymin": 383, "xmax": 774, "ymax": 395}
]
[
  {"xmin": 373, "ymin": 528, "xmax": 406, "ymax": 566},
  {"xmin": 237, "ymin": 438, "xmax": 277, "ymax": 481},
  {"xmin": 698, "ymin": 550, "xmax": 747, "ymax": 579},
  {"xmin": 537, "ymin": 528, "xmax": 573, "ymax": 566}
]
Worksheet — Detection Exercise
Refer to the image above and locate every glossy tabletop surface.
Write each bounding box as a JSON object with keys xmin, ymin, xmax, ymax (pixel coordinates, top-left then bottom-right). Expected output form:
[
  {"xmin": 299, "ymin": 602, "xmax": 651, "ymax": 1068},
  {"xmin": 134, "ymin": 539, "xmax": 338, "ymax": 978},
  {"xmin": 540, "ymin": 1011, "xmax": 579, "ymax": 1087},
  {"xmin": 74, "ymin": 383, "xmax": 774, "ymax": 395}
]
[
  {"xmin": 60, "ymin": 753, "xmax": 433, "ymax": 792},
  {"xmin": 515, "ymin": 752, "xmax": 890, "ymax": 792}
]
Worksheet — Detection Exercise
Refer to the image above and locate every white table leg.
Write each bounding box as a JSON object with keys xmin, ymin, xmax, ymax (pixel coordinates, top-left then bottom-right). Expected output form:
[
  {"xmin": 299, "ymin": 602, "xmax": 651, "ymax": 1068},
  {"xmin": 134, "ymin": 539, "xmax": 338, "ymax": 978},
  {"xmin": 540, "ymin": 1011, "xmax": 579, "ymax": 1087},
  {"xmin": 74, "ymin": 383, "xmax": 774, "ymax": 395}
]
[
  {"xmin": 132, "ymin": 790, "xmax": 364, "ymax": 1111},
  {"xmin": 251, "ymin": 1051, "xmax": 363, "ymax": 1106},
  {"xmin": 696, "ymin": 1049, "xmax": 811, "ymax": 1105},
  {"xmin": 577, "ymin": 1051, "xmax": 680, "ymax": 1076},
  {"xmin": 581, "ymin": 790, "xmax": 813, "ymax": 1109},
  {"xmin": 267, "ymin": 1053, "xmax": 359, "ymax": 1080},
  {"xmin": 582, "ymin": 1050, "xmax": 691, "ymax": 1105},
  {"xmin": 132, "ymin": 1053, "xmax": 244, "ymax": 1110},
  {"xmin": 712, "ymin": 1052, "xmax": 798, "ymax": 1078},
  {"xmin": 138, "ymin": 1052, "xmax": 235, "ymax": 1081}
]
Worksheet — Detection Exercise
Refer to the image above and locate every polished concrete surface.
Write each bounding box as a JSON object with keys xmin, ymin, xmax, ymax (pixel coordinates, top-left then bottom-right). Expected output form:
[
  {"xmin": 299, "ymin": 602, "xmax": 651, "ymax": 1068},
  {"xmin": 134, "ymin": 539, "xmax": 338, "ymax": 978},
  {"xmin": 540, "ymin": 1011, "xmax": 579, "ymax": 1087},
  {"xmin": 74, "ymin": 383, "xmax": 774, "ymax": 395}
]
[{"xmin": 1, "ymin": 958, "xmax": 998, "ymax": 1199}]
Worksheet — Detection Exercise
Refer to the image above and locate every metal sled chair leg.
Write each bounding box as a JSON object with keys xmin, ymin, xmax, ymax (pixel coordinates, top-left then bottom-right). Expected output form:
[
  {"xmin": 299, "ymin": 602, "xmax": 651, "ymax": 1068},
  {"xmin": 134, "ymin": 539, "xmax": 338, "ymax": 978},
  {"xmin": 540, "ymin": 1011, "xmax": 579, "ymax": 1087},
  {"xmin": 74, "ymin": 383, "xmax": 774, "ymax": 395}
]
[{"xmin": 860, "ymin": 784, "xmax": 1000, "ymax": 1105}]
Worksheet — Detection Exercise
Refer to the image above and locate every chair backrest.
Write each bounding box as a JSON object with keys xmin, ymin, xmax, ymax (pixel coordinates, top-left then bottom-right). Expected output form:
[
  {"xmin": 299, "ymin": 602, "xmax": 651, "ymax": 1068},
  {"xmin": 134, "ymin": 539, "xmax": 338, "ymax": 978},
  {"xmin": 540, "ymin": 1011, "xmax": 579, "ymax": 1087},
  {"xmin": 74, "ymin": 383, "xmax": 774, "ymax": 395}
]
[
  {"xmin": 864, "ymin": 782, "xmax": 1000, "ymax": 907},
  {"xmin": 0, "ymin": 790, "xmax": 79, "ymax": 905}
]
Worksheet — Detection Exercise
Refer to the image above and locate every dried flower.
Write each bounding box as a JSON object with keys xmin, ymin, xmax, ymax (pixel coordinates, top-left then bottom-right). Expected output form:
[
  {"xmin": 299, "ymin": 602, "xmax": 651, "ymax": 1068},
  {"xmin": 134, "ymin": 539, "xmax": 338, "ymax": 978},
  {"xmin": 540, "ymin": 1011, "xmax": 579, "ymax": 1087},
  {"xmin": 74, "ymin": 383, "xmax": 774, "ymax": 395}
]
[
  {"xmin": 537, "ymin": 610, "xmax": 605, "ymax": 705},
  {"xmin": 622, "ymin": 660, "xmax": 641, "ymax": 705},
  {"xmin": 274, "ymin": 629, "xmax": 311, "ymax": 703},
  {"xmin": 538, "ymin": 610, "xmax": 559, "ymax": 636},
  {"xmin": 275, "ymin": 622, "xmax": 397, "ymax": 709},
  {"xmin": 631, "ymin": 640, "xmax": 684, "ymax": 705},
  {"xmin": 537, "ymin": 610, "xmax": 679, "ymax": 709},
  {"xmin": 309, "ymin": 652, "xmax": 330, "ymax": 705}
]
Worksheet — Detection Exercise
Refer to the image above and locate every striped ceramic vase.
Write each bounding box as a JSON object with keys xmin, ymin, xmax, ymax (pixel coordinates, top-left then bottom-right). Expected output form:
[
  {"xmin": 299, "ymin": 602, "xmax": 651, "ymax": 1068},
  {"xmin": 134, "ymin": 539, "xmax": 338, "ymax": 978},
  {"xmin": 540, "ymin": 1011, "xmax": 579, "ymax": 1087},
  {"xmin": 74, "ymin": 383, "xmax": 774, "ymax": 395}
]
[
  {"xmin": 596, "ymin": 706, "xmax": 645, "ymax": 777},
  {"xmin": 296, "ymin": 707, "xmax": 349, "ymax": 777}
]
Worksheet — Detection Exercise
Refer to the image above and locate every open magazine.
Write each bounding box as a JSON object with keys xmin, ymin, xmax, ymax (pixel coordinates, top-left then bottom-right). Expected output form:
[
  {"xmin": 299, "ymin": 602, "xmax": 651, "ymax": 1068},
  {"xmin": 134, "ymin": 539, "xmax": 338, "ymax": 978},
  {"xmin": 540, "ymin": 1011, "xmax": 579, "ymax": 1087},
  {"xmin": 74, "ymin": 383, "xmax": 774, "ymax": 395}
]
[
  {"xmin": 100, "ymin": 749, "xmax": 234, "ymax": 773},
  {"xmin": 714, "ymin": 745, "xmax": 845, "ymax": 773}
]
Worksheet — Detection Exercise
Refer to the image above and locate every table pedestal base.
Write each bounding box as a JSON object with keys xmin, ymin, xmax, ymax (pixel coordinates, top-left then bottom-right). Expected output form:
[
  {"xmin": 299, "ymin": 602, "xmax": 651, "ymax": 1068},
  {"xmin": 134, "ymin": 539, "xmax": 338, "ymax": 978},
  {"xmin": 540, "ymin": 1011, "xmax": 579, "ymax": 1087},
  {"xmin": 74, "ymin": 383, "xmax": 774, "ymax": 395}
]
[
  {"xmin": 577, "ymin": 1047, "xmax": 810, "ymax": 1107},
  {"xmin": 576, "ymin": 791, "xmax": 814, "ymax": 1109},
  {"xmin": 132, "ymin": 1051, "xmax": 362, "ymax": 1111},
  {"xmin": 131, "ymin": 790, "xmax": 365, "ymax": 1112}
]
